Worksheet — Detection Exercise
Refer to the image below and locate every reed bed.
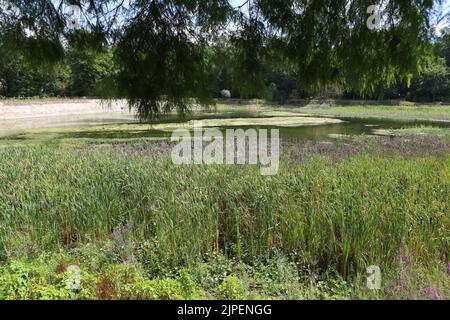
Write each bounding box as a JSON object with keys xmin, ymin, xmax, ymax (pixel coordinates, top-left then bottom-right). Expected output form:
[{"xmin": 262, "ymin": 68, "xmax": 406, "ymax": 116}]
[{"xmin": 0, "ymin": 145, "xmax": 448, "ymax": 283}]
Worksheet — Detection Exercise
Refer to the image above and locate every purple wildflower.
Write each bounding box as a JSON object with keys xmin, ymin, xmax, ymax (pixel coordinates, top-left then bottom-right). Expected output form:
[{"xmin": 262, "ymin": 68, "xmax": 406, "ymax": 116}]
[{"xmin": 420, "ymin": 285, "xmax": 441, "ymax": 300}]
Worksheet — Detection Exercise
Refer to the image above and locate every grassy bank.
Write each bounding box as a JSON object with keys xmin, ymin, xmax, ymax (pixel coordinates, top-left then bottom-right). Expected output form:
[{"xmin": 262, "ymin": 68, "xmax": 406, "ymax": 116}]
[
  {"xmin": 0, "ymin": 145, "xmax": 448, "ymax": 299},
  {"xmin": 371, "ymin": 126, "xmax": 450, "ymax": 137},
  {"xmin": 279, "ymin": 105, "xmax": 450, "ymax": 122}
]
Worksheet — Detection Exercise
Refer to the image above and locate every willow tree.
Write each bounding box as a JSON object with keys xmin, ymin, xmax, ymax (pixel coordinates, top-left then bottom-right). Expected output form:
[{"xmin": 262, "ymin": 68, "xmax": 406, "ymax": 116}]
[{"xmin": 0, "ymin": 0, "xmax": 440, "ymax": 117}]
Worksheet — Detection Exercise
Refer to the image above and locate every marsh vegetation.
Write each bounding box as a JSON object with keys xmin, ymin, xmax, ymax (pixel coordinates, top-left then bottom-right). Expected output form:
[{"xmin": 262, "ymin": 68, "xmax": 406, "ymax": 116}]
[{"xmin": 0, "ymin": 105, "xmax": 448, "ymax": 300}]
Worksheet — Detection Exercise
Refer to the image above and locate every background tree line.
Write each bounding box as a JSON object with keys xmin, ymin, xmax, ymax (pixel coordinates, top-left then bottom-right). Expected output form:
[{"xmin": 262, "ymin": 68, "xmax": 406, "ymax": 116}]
[
  {"xmin": 1, "ymin": 29, "xmax": 449, "ymax": 102},
  {"xmin": 0, "ymin": 41, "xmax": 114, "ymax": 98}
]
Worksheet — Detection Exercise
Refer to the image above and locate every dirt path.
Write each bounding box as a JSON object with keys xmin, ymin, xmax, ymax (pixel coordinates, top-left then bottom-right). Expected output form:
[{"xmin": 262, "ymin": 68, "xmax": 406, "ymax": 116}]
[{"xmin": 0, "ymin": 99, "xmax": 136, "ymax": 133}]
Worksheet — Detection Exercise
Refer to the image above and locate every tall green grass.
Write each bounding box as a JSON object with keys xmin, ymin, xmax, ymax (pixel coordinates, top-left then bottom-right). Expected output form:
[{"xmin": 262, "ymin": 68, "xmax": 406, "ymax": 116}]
[{"xmin": 0, "ymin": 146, "xmax": 448, "ymax": 280}]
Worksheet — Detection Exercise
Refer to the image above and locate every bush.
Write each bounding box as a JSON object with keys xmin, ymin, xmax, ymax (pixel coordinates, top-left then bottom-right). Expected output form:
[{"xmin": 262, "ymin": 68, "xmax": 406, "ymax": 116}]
[
  {"xmin": 122, "ymin": 279, "xmax": 183, "ymax": 300},
  {"xmin": 29, "ymin": 284, "xmax": 69, "ymax": 300},
  {"xmin": 0, "ymin": 262, "xmax": 30, "ymax": 299},
  {"xmin": 410, "ymin": 57, "xmax": 450, "ymax": 101},
  {"xmin": 218, "ymin": 276, "xmax": 246, "ymax": 300}
]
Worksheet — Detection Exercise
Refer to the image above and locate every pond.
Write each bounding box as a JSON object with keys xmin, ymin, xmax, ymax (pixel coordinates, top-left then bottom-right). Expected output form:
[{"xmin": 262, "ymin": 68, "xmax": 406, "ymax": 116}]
[
  {"xmin": 1, "ymin": 107, "xmax": 449, "ymax": 143},
  {"xmin": 159, "ymin": 110, "xmax": 450, "ymax": 141},
  {"xmin": 274, "ymin": 116, "xmax": 450, "ymax": 140}
]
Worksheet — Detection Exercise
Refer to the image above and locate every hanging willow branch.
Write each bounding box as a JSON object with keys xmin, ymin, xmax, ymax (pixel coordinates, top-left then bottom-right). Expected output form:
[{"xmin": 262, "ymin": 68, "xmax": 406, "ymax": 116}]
[{"xmin": 0, "ymin": 0, "xmax": 439, "ymax": 118}]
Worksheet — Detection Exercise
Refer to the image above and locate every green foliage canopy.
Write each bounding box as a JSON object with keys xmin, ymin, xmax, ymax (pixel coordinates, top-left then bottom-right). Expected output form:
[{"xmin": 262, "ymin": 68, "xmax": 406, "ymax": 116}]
[{"xmin": 0, "ymin": 0, "xmax": 439, "ymax": 117}]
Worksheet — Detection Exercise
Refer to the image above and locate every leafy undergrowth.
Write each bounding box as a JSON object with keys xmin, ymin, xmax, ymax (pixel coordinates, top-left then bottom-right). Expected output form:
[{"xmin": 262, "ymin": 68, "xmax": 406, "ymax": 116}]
[
  {"xmin": 1, "ymin": 250, "xmax": 448, "ymax": 300},
  {"xmin": 0, "ymin": 253, "xmax": 353, "ymax": 300}
]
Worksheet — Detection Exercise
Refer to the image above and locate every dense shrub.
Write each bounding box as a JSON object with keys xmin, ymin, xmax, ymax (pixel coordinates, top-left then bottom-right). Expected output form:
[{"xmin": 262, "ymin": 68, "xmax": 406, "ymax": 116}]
[{"xmin": 409, "ymin": 57, "xmax": 450, "ymax": 101}]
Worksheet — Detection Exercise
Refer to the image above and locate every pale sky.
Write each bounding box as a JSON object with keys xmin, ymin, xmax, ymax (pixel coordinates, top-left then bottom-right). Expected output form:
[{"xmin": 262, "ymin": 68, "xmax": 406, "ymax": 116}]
[{"xmin": 230, "ymin": 0, "xmax": 449, "ymax": 33}]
